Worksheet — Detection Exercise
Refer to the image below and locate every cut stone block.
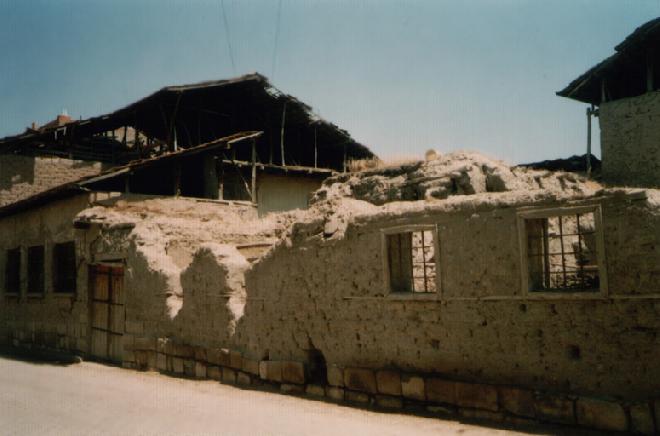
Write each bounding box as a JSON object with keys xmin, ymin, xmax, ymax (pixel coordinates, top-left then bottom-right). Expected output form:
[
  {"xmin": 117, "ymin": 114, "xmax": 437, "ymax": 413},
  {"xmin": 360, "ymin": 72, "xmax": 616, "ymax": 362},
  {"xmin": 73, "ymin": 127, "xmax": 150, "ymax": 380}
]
[
  {"xmin": 455, "ymin": 382, "xmax": 498, "ymax": 412},
  {"xmin": 207, "ymin": 366, "xmax": 222, "ymax": 381},
  {"xmin": 281, "ymin": 383, "xmax": 304, "ymax": 394},
  {"xmin": 376, "ymin": 370, "xmax": 401, "ymax": 396},
  {"xmin": 305, "ymin": 384, "xmax": 325, "ymax": 397},
  {"xmin": 134, "ymin": 336, "xmax": 156, "ymax": 351},
  {"xmin": 534, "ymin": 393, "xmax": 575, "ymax": 425},
  {"xmin": 242, "ymin": 358, "xmax": 260, "ymax": 375},
  {"xmin": 346, "ymin": 390, "xmax": 370, "ymax": 404},
  {"xmin": 327, "ymin": 364, "xmax": 344, "ymax": 387},
  {"xmin": 222, "ymin": 367, "xmax": 236, "ymax": 384},
  {"xmin": 194, "ymin": 347, "xmax": 207, "ymax": 362},
  {"xmin": 629, "ymin": 402, "xmax": 655, "ymax": 435},
  {"xmin": 229, "ymin": 350, "xmax": 242, "ymax": 370},
  {"xmin": 326, "ymin": 386, "xmax": 345, "ymax": 401},
  {"xmin": 183, "ymin": 359, "xmax": 195, "ymax": 377},
  {"xmin": 401, "ymin": 374, "xmax": 425, "ymax": 401},
  {"xmin": 172, "ymin": 357, "xmax": 184, "ymax": 374},
  {"xmin": 376, "ymin": 395, "xmax": 403, "ymax": 409},
  {"xmin": 259, "ymin": 361, "xmax": 282, "ymax": 382},
  {"xmin": 236, "ymin": 372, "xmax": 251, "ymax": 386},
  {"xmin": 576, "ymin": 397, "xmax": 627, "ymax": 432},
  {"xmin": 499, "ymin": 386, "xmax": 535, "ymax": 418},
  {"xmin": 425, "ymin": 378, "xmax": 456, "ymax": 404},
  {"xmin": 194, "ymin": 362, "xmax": 207, "ymax": 379},
  {"xmin": 282, "ymin": 361, "xmax": 305, "ymax": 385},
  {"xmin": 156, "ymin": 353, "xmax": 167, "ymax": 371},
  {"xmin": 344, "ymin": 368, "xmax": 377, "ymax": 394}
]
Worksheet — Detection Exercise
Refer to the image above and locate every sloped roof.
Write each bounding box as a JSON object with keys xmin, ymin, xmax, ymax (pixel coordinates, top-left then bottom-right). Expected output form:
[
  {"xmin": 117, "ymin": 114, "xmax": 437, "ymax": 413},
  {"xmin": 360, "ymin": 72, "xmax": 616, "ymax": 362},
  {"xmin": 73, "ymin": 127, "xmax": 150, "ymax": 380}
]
[
  {"xmin": 557, "ymin": 17, "xmax": 660, "ymax": 104},
  {"xmin": 0, "ymin": 73, "xmax": 374, "ymax": 170}
]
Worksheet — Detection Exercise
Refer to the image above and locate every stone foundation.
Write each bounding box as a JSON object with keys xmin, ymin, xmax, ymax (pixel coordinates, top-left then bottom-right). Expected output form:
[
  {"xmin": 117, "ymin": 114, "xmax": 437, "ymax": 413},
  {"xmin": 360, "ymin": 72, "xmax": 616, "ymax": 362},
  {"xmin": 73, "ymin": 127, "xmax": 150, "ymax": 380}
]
[{"xmin": 123, "ymin": 336, "xmax": 658, "ymax": 434}]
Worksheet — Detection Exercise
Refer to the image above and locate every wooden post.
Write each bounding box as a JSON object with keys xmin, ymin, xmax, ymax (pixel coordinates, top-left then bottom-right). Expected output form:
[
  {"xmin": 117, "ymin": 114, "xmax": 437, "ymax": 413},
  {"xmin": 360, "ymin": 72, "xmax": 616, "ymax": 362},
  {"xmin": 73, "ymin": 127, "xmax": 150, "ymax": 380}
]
[
  {"xmin": 314, "ymin": 125, "xmax": 318, "ymax": 168},
  {"xmin": 203, "ymin": 154, "xmax": 219, "ymax": 199},
  {"xmin": 124, "ymin": 174, "xmax": 130, "ymax": 193},
  {"xmin": 122, "ymin": 125, "xmax": 128, "ymax": 146},
  {"xmin": 173, "ymin": 162, "xmax": 182, "ymax": 196},
  {"xmin": 218, "ymin": 159, "xmax": 224, "ymax": 200},
  {"xmin": 251, "ymin": 139, "xmax": 257, "ymax": 204},
  {"xmin": 586, "ymin": 105, "xmax": 592, "ymax": 177},
  {"xmin": 280, "ymin": 101, "xmax": 287, "ymax": 166},
  {"xmin": 343, "ymin": 143, "xmax": 347, "ymax": 173},
  {"xmin": 601, "ymin": 79, "xmax": 607, "ymax": 103}
]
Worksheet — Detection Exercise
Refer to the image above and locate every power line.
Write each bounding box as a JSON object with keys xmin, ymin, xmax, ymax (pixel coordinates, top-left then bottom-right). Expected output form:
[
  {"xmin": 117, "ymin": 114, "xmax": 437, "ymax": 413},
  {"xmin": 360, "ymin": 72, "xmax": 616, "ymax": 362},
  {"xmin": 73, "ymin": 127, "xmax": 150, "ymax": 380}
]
[
  {"xmin": 220, "ymin": 0, "xmax": 236, "ymax": 75},
  {"xmin": 271, "ymin": 0, "xmax": 283, "ymax": 79}
]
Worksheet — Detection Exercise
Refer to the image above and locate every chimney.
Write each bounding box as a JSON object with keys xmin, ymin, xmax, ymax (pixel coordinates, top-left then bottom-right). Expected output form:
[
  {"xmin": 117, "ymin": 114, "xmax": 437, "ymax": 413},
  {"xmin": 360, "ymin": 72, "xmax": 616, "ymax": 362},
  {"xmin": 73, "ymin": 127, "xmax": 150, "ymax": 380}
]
[
  {"xmin": 31, "ymin": 122, "xmax": 38, "ymax": 131},
  {"xmin": 57, "ymin": 109, "xmax": 71, "ymax": 126}
]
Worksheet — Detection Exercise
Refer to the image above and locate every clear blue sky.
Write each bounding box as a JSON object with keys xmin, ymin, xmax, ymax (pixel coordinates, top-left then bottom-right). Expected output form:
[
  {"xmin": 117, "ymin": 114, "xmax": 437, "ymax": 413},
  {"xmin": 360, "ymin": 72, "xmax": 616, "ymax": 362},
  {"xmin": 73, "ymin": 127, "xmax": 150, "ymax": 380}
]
[{"xmin": 1, "ymin": 0, "xmax": 659, "ymax": 164}]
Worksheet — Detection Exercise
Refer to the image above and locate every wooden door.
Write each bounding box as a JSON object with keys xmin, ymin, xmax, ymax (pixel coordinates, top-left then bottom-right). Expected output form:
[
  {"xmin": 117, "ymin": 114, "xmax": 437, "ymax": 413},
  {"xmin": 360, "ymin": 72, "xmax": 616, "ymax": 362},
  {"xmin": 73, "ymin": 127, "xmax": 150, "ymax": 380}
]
[{"xmin": 89, "ymin": 265, "xmax": 125, "ymax": 362}]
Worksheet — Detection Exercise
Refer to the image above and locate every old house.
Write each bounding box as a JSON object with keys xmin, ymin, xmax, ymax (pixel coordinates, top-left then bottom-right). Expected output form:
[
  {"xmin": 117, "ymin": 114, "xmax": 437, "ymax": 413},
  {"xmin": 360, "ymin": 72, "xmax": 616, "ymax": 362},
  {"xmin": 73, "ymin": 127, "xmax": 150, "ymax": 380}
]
[
  {"xmin": 558, "ymin": 17, "xmax": 660, "ymax": 187},
  {"xmin": 1, "ymin": 26, "xmax": 660, "ymax": 435}
]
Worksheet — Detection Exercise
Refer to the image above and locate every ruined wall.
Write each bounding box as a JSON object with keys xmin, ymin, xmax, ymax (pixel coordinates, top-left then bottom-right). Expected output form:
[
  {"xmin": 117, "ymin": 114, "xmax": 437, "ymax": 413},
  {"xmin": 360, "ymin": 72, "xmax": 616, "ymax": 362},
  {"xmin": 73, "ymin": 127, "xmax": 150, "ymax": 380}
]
[
  {"xmin": 0, "ymin": 193, "xmax": 94, "ymax": 352},
  {"xmin": 241, "ymin": 191, "xmax": 660, "ymax": 401},
  {"xmin": 0, "ymin": 154, "xmax": 107, "ymax": 207},
  {"xmin": 600, "ymin": 91, "xmax": 660, "ymax": 187},
  {"xmin": 257, "ymin": 173, "xmax": 322, "ymax": 216}
]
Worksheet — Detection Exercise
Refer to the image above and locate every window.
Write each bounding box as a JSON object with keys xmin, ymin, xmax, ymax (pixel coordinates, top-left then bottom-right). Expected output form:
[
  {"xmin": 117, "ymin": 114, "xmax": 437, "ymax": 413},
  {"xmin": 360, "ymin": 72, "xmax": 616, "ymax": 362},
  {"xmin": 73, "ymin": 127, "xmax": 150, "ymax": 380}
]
[
  {"xmin": 27, "ymin": 245, "xmax": 45, "ymax": 295},
  {"xmin": 385, "ymin": 228, "xmax": 437, "ymax": 293},
  {"xmin": 521, "ymin": 207, "xmax": 604, "ymax": 293},
  {"xmin": 53, "ymin": 241, "xmax": 76, "ymax": 293},
  {"xmin": 4, "ymin": 248, "xmax": 20, "ymax": 295}
]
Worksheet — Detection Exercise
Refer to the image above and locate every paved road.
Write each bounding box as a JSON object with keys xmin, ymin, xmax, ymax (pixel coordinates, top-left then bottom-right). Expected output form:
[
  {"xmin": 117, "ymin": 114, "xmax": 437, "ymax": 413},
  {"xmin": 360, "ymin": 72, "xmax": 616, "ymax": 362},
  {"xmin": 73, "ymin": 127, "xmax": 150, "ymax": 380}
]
[{"xmin": 0, "ymin": 356, "xmax": 560, "ymax": 435}]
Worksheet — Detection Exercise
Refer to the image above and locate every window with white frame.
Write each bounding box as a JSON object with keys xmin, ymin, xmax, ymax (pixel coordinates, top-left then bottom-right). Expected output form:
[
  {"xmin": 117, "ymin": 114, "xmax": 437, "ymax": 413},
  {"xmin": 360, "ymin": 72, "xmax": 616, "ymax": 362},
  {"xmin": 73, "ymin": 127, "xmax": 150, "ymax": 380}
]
[
  {"xmin": 384, "ymin": 228, "xmax": 437, "ymax": 293},
  {"xmin": 521, "ymin": 207, "xmax": 603, "ymax": 293}
]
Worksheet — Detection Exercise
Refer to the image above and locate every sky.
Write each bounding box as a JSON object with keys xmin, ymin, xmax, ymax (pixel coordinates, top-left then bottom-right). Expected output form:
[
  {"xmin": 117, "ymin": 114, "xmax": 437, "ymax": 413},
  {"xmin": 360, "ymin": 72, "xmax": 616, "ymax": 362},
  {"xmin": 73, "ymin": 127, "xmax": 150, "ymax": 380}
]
[{"xmin": 1, "ymin": 0, "xmax": 659, "ymax": 164}]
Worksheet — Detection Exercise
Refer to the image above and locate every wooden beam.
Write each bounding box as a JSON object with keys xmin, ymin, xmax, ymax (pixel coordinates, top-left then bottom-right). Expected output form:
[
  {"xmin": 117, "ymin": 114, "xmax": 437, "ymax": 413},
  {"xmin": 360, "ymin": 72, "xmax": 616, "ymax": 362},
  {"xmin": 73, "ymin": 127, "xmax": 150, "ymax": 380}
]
[
  {"xmin": 280, "ymin": 101, "xmax": 287, "ymax": 166},
  {"xmin": 251, "ymin": 139, "xmax": 257, "ymax": 204},
  {"xmin": 314, "ymin": 126, "xmax": 318, "ymax": 168}
]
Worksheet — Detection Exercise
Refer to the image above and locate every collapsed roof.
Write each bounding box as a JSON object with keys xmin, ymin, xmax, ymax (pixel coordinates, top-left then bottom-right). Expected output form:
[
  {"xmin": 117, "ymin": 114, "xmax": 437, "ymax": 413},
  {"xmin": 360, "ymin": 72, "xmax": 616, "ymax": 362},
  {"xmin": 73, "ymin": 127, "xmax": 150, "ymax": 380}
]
[
  {"xmin": 557, "ymin": 17, "xmax": 660, "ymax": 105},
  {"xmin": 0, "ymin": 73, "xmax": 374, "ymax": 171}
]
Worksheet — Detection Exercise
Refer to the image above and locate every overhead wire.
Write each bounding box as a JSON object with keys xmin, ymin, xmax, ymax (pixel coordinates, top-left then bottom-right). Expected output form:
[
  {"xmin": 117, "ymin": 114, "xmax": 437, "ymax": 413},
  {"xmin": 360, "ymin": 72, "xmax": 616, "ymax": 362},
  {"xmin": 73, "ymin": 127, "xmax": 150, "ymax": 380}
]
[
  {"xmin": 271, "ymin": 0, "xmax": 283, "ymax": 79},
  {"xmin": 220, "ymin": 0, "xmax": 237, "ymax": 75}
]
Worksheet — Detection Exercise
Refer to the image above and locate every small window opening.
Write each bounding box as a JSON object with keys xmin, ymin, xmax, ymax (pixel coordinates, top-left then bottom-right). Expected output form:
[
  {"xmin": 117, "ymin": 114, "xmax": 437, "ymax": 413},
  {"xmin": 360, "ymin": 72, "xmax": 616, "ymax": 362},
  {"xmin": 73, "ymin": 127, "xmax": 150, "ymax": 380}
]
[
  {"xmin": 4, "ymin": 248, "xmax": 21, "ymax": 294},
  {"xmin": 53, "ymin": 241, "xmax": 76, "ymax": 293},
  {"xmin": 387, "ymin": 230, "xmax": 436, "ymax": 293},
  {"xmin": 27, "ymin": 245, "xmax": 45, "ymax": 295},
  {"xmin": 526, "ymin": 212, "xmax": 599, "ymax": 292}
]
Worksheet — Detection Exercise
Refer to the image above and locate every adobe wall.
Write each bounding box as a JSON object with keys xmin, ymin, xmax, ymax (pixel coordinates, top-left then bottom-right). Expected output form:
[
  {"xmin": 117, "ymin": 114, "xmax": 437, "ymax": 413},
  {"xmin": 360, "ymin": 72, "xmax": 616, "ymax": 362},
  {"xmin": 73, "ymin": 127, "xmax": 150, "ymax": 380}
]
[
  {"xmin": 0, "ymin": 154, "xmax": 106, "ymax": 207},
  {"xmin": 600, "ymin": 91, "xmax": 660, "ymax": 187},
  {"xmin": 257, "ymin": 173, "xmax": 323, "ymax": 216},
  {"xmin": 0, "ymin": 193, "xmax": 96, "ymax": 352},
  {"xmin": 241, "ymin": 191, "xmax": 660, "ymax": 401}
]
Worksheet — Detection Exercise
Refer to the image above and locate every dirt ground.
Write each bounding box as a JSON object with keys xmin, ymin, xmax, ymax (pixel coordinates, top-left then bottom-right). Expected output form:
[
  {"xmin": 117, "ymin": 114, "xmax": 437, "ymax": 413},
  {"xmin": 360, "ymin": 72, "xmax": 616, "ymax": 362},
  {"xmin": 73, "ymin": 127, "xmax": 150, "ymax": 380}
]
[{"xmin": 0, "ymin": 356, "xmax": 590, "ymax": 435}]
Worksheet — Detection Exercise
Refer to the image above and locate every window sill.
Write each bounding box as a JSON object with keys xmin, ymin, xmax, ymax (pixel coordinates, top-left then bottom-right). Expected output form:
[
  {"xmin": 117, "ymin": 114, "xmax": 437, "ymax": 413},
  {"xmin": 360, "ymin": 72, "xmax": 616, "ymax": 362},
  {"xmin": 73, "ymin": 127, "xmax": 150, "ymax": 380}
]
[
  {"xmin": 386, "ymin": 292, "xmax": 440, "ymax": 301},
  {"xmin": 4, "ymin": 294, "xmax": 20, "ymax": 298},
  {"xmin": 52, "ymin": 292, "xmax": 76, "ymax": 298},
  {"xmin": 26, "ymin": 293, "xmax": 45, "ymax": 299}
]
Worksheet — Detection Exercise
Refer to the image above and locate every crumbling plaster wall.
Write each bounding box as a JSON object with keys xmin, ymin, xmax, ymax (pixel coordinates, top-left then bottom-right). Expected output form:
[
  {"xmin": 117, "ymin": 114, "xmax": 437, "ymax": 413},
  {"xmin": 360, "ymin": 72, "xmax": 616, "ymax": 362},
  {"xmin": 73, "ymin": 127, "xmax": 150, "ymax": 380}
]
[
  {"xmin": 77, "ymin": 194, "xmax": 298, "ymax": 359},
  {"xmin": 241, "ymin": 191, "xmax": 660, "ymax": 400},
  {"xmin": 0, "ymin": 155, "xmax": 106, "ymax": 207},
  {"xmin": 0, "ymin": 193, "xmax": 94, "ymax": 352},
  {"xmin": 600, "ymin": 91, "xmax": 660, "ymax": 187},
  {"xmin": 257, "ymin": 174, "xmax": 323, "ymax": 216}
]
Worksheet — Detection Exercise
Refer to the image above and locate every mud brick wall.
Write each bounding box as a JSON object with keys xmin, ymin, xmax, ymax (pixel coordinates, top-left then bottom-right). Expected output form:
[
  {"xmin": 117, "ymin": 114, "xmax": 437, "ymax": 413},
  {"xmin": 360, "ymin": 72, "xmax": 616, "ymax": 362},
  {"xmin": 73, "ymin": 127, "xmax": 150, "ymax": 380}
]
[
  {"xmin": 600, "ymin": 91, "xmax": 660, "ymax": 187},
  {"xmin": 242, "ymin": 193, "xmax": 660, "ymax": 401},
  {"xmin": 0, "ymin": 154, "xmax": 106, "ymax": 207}
]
